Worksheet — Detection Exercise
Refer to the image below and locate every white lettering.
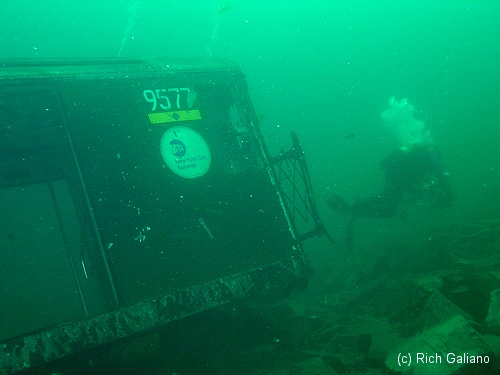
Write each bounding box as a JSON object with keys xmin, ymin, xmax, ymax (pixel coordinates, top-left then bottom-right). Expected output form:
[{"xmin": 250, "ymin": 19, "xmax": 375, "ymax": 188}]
[
  {"xmin": 446, "ymin": 353, "xmax": 490, "ymax": 364},
  {"xmin": 143, "ymin": 87, "xmax": 191, "ymax": 111},
  {"xmin": 416, "ymin": 353, "xmax": 442, "ymax": 364}
]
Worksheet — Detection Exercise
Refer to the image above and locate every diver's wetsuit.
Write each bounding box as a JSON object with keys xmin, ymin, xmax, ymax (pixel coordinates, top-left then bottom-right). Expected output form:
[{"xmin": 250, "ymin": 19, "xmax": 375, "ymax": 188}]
[{"xmin": 327, "ymin": 144, "xmax": 454, "ymax": 218}]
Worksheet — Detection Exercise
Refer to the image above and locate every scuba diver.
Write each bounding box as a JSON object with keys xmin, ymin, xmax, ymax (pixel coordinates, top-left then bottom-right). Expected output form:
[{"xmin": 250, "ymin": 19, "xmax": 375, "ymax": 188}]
[
  {"xmin": 326, "ymin": 97, "xmax": 454, "ymax": 247},
  {"xmin": 326, "ymin": 142, "xmax": 454, "ymax": 218}
]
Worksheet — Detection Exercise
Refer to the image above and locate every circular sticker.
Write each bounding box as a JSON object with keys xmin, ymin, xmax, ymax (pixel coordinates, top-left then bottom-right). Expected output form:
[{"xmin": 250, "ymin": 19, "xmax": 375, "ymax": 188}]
[{"xmin": 160, "ymin": 126, "xmax": 211, "ymax": 179}]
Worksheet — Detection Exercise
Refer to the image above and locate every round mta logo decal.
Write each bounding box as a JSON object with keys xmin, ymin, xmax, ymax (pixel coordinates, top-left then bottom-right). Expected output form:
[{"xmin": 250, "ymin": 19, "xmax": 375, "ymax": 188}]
[{"xmin": 160, "ymin": 126, "xmax": 211, "ymax": 179}]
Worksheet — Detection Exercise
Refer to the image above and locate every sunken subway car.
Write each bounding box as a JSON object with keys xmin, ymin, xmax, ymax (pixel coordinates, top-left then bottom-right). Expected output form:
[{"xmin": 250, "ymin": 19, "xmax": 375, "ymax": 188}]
[{"xmin": 0, "ymin": 58, "xmax": 330, "ymax": 373}]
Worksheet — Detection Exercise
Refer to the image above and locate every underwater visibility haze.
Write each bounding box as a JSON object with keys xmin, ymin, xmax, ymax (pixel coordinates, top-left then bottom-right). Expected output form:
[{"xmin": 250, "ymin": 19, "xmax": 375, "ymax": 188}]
[
  {"xmin": 0, "ymin": 0, "xmax": 498, "ymax": 213},
  {"xmin": 1, "ymin": 1, "xmax": 499, "ymax": 374}
]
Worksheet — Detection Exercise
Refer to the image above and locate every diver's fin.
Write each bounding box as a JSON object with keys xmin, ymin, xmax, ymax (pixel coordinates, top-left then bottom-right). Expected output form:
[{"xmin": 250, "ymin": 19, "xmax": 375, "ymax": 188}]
[{"xmin": 325, "ymin": 193, "xmax": 352, "ymax": 216}]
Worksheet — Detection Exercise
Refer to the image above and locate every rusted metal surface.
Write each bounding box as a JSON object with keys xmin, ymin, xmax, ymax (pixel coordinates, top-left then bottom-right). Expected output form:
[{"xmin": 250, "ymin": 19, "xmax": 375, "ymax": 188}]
[
  {"xmin": 0, "ymin": 259, "xmax": 304, "ymax": 374},
  {"xmin": 0, "ymin": 57, "xmax": 320, "ymax": 374}
]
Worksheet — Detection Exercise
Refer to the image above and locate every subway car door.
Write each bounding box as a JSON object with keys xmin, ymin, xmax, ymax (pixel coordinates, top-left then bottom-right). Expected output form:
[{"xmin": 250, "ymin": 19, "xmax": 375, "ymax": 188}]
[{"xmin": 0, "ymin": 87, "xmax": 110, "ymax": 341}]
